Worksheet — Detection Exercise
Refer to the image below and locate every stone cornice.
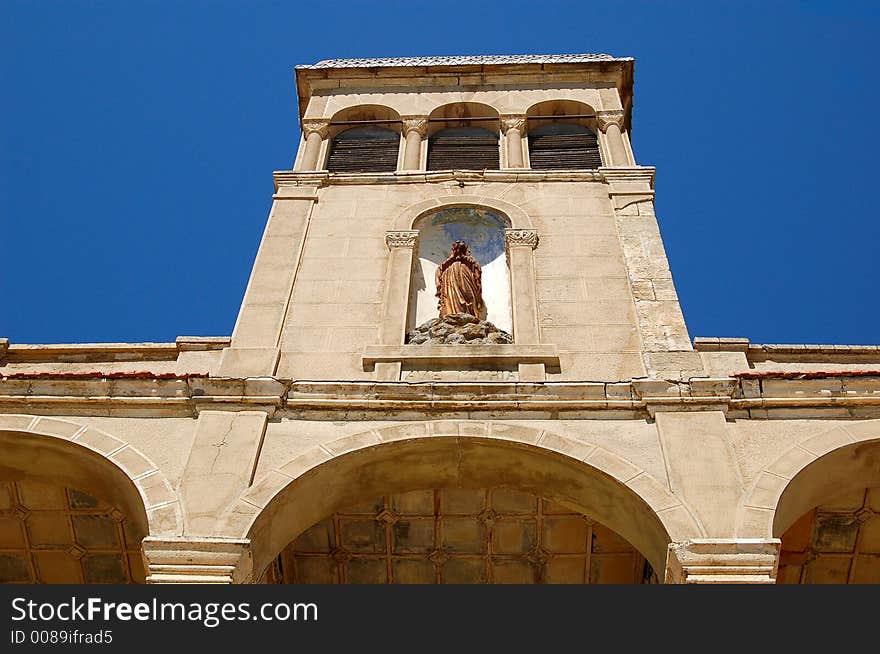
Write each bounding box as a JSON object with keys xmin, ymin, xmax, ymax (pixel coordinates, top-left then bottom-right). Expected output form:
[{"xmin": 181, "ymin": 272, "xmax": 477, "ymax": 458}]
[
  {"xmin": 1, "ymin": 374, "xmax": 878, "ymax": 419},
  {"xmin": 1, "ymin": 337, "xmax": 230, "ymax": 364},
  {"xmin": 273, "ymin": 169, "xmax": 611, "ymax": 189},
  {"xmin": 696, "ymin": 337, "xmax": 880, "ymax": 358}
]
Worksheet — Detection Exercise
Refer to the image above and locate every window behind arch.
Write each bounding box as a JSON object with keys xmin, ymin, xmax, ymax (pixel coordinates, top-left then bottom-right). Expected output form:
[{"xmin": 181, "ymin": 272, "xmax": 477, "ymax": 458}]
[
  {"xmin": 326, "ymin": 126, "xmax": 399, "ymax": 173},
  {"xmin": 527, "ymin": 122, "xmax": 601, "ymax": 170},
  {"xmin": 427, "ymin": 126, "xmax": 499, "ymax": 171}
]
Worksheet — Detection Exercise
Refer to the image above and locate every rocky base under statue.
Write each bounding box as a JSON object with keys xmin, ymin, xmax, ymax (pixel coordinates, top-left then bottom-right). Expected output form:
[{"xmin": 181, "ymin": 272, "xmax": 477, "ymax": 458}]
[{"xmin": 406, "ymin": 313, "xmax": 513, "ymax": 345}]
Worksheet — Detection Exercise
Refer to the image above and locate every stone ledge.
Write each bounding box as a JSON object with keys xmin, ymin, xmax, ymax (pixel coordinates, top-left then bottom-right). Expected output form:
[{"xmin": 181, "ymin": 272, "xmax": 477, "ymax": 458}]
[
  {"xmin": 1, "ymin": 337, "xmax": 231, "ymax": 363},
  {"xmin": 1, "ymin": 374, "xmax": 879, "ymax": 419},
  {"xmin": 142, "ymin": 537, "xmax": 252, "ymax": 584},
  {"xmin": 696, "ymin": 337, "xmax": 880, "ymax": 362},
  {"xmin": 665, "ymin": 538, "xmax": 781, "ymax": 584},
  {"xmin": 273, "ymin": 168, "xmax": 627, "ymax": 188},
  {"xmin": 362, "ymin": 344, "xmax": 560, "ymax": 371}
]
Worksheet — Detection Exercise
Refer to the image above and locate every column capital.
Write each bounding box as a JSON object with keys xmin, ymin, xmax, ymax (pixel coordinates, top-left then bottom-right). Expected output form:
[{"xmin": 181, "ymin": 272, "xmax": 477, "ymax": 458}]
[
  {"xmin": 596, "ymin": 110, "xmax": 625, "ymax": 133},
  {"xmin": 504, "ymin": 228, "xmax": 539, "ymax": 250},
  {"xmin": 301, "ymin": 118, "xmax": 330, "ymax": 138},
  {"xmin": 385, "ymin": 230, "xmax": 419, "ymax": 250},
  {"xmin": 401, "ymin": 116, "xmax": 428, "ymax": 137},
  {"xmin": 500, "ymin": 114, "xmax": 527, "ymax": 134},
  {"xmin": 665, "ymin": 538, "xmax": 781, "ymax": 584}
]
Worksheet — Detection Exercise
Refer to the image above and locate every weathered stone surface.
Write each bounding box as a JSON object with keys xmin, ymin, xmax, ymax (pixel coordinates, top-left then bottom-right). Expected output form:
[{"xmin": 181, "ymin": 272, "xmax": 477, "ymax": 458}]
[{"xmin": 406, "ymin": 314, "xmax": 513, "ymax": 345}]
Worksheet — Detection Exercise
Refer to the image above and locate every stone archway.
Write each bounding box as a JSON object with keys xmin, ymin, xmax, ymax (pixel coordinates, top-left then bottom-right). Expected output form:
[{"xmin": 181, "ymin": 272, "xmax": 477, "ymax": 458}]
[
  {"xmin": 222, "ymin": 421, "xmax": 703, "ymax": 581},
  {"xmin": 738, "ymin": 420, "xmax": 880, "ymax": 539},
  {"xmin": 737, "ymin": 420, "xmax": 880, "ymax": 584},
  {"xmin": 0, "ymin": 415, "xmax": 181, "ymax": 582}
]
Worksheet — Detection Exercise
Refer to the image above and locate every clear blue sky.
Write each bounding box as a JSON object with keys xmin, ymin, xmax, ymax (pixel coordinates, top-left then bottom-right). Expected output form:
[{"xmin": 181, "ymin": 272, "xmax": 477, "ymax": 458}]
[{"xmin": 2, "ymin": 1, "xmax": 877, "ymax": 345}]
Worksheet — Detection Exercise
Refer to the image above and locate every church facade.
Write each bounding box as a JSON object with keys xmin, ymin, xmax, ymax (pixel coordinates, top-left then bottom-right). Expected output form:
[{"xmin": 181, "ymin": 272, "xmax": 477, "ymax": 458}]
[{"xmin": 2, "ymin": 54, "xmax": 879, "ymax": 584}]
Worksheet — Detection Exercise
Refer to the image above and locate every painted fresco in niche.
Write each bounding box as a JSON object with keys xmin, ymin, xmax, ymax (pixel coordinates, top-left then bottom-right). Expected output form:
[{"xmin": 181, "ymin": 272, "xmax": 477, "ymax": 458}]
[{"xmin": 409, "ymin": 207, "xmax": 512, "ymax": 334}]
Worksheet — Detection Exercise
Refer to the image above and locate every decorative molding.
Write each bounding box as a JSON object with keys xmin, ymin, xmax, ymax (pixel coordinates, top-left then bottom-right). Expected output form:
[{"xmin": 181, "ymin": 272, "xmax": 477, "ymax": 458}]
[
  {"xmin": 362, "ymin": 344, "xmax": 560, "ymax": 371},
  {"xmin": 1, "ymin": 374, "xmax": 879, "ymax": 418},
  {"xmin": 665, "ymin": 539, "xmax": 781, "ymax": 584},
  {"xmin": 595, "ymin": 110, "xmax": 625, "ymax": 133},
  {"xmin": 500, "ymin": 115, "xmax": 527, "ymax": 133},
  {"xmin": 272, "ymin": 169, "xmax": 606, "ymax": 187},
  {"xmin": 504, "ymin": 228, "xmax": 539, "ymax": 249},
  {"xmin": 300, "ymin": 119, "xmax": 330, "ymax": 139},
  {"xmin": 401, "ymin": 116, "xmax": 428, "ymax": 137},
  {"xmin": 142, "ymin": 537, "xmax": 252, "ymax": 584},
  {"xmin": 384, "ymin": 230, "xmax": 419, "ymax": 249}
]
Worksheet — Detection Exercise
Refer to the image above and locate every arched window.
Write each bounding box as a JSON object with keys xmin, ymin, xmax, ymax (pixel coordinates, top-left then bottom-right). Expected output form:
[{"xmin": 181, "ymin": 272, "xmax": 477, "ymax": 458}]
[
  {"xmin": 527, "ymin": 122, "xmax": 601, "ymax": 170},
  {"xmin": 428, "ymin": 127, "xmax": 499, "ymax": 171},
  {"xmin": 326, "ymin": 126, "xmax": 400, "ymax": 173},
  {"xmin": 426, "ymin": 103, "xmax": 500, "ymax": 171}
]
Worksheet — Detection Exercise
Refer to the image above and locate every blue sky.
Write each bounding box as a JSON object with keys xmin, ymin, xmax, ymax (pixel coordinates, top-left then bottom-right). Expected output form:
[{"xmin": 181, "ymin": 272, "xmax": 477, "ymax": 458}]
[{"xmin": 1, "ymin": 1, "xmax": 878, "ymax": 345}]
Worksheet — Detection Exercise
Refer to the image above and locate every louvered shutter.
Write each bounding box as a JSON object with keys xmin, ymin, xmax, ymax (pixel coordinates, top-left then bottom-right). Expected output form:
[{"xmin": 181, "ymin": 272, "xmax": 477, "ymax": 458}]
[
  {"xmin": 427, "ymin": 127, "xmax": 499, "ymax": 170},
  {"xmin": 326, "ymin": 126, "xmax": 399, "ymax": 173},
  {"xmin": 528, "ymin": 123, "xmax": 601, "ymax": 170}
]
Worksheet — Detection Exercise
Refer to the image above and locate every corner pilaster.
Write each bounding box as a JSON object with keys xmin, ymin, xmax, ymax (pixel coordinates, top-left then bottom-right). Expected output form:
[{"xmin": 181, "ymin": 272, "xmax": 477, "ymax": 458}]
[
  {"xmin": 377, "ymin": 230, "xmax": 419, "ymax": 380},
  {"xmin": 218, "ymin": 184, "xmax": 320, "ymax": 377},
  {"xmin": 603, "ymin": 166, "xmax": 704, "ymax": 379}
]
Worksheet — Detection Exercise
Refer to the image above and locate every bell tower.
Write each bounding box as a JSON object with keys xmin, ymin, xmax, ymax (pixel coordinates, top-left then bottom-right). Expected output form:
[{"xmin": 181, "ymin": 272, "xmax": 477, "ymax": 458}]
[{"xmin": 218, "ymin": 53, "xmax": 700, "ymax": 384}]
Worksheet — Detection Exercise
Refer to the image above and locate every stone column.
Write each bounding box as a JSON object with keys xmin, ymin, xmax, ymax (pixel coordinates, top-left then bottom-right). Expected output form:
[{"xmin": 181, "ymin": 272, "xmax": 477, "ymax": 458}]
[
  {"xmin": 377, "ymin": 230, "xmax": 419, "ymax": 380},
  {"xmin": 501, "ymin": 115, "xmax": 527, "ymax": 168},
  {"xmin": 142, "ymin": 537, "xmax": 253, "ymax": 584},
  {"xmin": 400, "ymin": 116, "xmax": 427, "ymax": 171},
  {"xmin": 597, "ymin": 110, "xmax": 630, "ymax": 166},
  {"xmin": 504, "ymin": 229, "xmax": 542, "ymax": 381},
  {"xmin": 665, "ymin": 539, "xmax": 781, "ymax": 584},
  {"xmin": 298, "ymin": 119, "xmax": 330, "ymax": 171}
]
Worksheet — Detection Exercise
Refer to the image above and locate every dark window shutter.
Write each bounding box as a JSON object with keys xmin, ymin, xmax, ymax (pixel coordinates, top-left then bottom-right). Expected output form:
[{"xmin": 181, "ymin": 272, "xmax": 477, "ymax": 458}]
[
  {"xmin": 326, "ymin": 126, "xmax": 399, "ymax": 173},
  {"xmin": 528, "ymin": 123, "xmax": 601, "ymax": 170},
  {"xmin": 427, "ymin": 127, "xmax": 499, "ymax": 170}
]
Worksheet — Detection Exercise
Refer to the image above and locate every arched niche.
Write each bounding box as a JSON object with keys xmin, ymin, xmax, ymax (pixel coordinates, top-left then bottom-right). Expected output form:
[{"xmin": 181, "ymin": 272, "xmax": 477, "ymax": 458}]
[
  {"xmin": 0, "ymin": 430, "xmax": 150, "ymax": 583},
  {"xmin": 408, "ymin": 206, "xmax": 512, "ymax": 333}
]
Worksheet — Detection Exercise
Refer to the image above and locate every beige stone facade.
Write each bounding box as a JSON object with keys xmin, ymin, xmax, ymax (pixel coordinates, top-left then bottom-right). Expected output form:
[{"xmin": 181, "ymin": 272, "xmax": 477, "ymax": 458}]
[{"xmin": 2, "ymin": 54, "xmax": 878, "ymax": 584}]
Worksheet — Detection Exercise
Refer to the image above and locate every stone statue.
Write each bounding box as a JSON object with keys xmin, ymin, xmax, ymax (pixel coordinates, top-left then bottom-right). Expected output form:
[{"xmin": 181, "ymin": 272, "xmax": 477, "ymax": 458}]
[{"xmin": 435, "ymin": 240, "xmax": 485, "ymax": 319}]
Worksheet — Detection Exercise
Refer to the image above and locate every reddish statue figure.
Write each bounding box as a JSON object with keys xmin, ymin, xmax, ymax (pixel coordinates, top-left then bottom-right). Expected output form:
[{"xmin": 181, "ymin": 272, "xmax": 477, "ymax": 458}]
[{"xmin": 435, "ymin": 240, "xmax": 486, "ymax": 319}]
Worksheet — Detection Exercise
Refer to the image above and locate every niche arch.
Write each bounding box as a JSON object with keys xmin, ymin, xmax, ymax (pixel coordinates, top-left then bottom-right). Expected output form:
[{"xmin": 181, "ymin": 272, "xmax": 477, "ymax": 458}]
[
  {"xmin": 408, "ymin": 206, "xmax": 512, "ymax": 333},
  {"xmin": 375, "ymin": 196, "xmax": 550, "ymax": 380}
]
